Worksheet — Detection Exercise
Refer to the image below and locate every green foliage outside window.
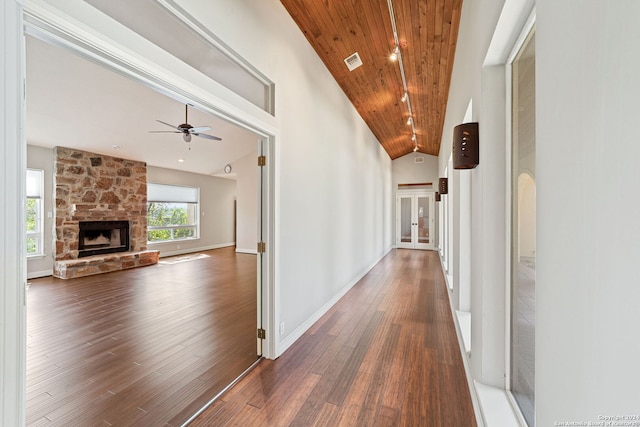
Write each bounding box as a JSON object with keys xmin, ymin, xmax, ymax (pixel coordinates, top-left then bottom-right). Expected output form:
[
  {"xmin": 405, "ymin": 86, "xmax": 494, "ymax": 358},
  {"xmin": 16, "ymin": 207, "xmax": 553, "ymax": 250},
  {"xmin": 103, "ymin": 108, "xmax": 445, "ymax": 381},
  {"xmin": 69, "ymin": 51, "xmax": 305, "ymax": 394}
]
[
  {"xmin": 26, "ymin": 198, "xmax": 37, "ymax": 232},
  {"xmin": 26, "ymin": 198, "xmax": 39, "ymax": 254},
  {"xmin": 147, "ymin": 202, "xmax": 197, "ymax": 242}
]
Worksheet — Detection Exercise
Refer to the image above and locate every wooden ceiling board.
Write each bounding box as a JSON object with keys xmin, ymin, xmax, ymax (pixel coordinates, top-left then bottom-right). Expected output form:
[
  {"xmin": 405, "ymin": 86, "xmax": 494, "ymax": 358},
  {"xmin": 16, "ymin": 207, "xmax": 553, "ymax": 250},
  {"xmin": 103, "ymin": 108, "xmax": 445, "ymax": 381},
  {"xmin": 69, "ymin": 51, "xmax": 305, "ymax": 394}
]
[{"xmin": 280, "ymin": 0, "xmax": 463, "ymax": 159}]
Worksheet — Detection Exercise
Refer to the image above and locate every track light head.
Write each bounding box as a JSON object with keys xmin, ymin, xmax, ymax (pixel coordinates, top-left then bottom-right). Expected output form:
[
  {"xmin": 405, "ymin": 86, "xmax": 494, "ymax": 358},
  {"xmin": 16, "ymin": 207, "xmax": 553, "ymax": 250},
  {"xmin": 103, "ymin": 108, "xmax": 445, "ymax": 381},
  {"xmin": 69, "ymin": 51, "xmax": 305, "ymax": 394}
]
[{"xmin": 390, "ymin": 46, "xmax": 399, "ymax": 61}]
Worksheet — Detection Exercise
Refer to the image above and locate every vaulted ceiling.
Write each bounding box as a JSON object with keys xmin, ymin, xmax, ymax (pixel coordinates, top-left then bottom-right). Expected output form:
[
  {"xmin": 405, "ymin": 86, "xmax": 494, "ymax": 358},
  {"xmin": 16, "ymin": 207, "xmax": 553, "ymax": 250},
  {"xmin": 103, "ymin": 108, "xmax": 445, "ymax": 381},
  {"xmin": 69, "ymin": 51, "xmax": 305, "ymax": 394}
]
[{"xmin": 280, "ymin": 0, "xmax": 463, "ymax": 159}]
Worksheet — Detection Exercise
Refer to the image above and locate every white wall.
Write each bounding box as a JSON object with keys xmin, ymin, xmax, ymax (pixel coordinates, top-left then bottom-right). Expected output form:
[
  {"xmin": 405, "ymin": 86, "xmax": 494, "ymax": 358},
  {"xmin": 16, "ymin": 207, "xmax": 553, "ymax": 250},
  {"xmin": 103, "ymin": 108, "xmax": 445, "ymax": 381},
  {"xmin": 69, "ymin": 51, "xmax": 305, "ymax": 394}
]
[
  {"xmin": 536, "ymin": 0, "xmax": 640, "ymax": 423},
  {"xmin": 26, "ymin": 145, "xmax": 54, "ymax": 278},
  {"xmin": 147, "ymin": 165, "xmax": 236, "ymax": 256},
  {"xmin": 233, "ymin": 152, "xmax": 258, "ymax": 254},
  {"xmin": 441, "ymin": 0, "xmax": 513, "ymax": 390},
  {"xmin": 180, "ymin": 0, "xmax": 394, "ymax": 349},
  {"xmin": 443, "ymin": 0, "xmax": 640, "ymax": 423}
]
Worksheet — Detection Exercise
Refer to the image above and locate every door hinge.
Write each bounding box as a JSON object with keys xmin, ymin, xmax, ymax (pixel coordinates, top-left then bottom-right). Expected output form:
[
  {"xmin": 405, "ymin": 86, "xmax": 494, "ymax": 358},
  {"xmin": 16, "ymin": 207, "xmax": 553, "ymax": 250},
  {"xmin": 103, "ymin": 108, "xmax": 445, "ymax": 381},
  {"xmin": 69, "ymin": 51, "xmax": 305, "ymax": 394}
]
[
  {"xmin": 258, "ymin": 155, "xmax": 266, "ymax": 166},
  {"xmin": 257, "ymin": 241, "xmax": 266, "ymax": 253},
  {"xmin": 257, "ymin": 328, "xmax": 266, "ymax": 339}
]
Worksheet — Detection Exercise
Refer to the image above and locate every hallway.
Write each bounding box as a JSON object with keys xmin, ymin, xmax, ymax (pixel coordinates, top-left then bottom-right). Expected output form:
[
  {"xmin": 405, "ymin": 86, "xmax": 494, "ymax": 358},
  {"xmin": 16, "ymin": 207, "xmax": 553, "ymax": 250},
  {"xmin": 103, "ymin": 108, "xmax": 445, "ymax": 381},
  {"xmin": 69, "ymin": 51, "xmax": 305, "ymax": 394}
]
[{"xmin": 191, "ymin": 249, "xmax": 476, "ymax": 426}]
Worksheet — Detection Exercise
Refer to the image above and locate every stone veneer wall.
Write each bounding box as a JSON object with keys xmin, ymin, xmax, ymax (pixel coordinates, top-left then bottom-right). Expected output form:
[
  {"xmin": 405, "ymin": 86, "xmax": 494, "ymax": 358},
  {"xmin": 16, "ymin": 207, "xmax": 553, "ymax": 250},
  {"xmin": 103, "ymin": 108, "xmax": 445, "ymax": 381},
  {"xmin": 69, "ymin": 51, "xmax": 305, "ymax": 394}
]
[{"xmin": 54, "ymin": 146, "xmax": 148, "ymax": 260}]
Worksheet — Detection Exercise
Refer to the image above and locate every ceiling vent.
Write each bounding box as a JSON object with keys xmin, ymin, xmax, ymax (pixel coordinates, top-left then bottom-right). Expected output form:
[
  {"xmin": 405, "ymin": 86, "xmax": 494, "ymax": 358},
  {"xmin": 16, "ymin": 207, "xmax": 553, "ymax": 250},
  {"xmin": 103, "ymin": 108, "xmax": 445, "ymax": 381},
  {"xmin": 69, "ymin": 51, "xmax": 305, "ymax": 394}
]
[
  {"xmin": 344, "ymin": 52, "xmax": 363, "ymax": 71},
  {"xmin": 415, "ymin": 157, "xmax": 424, "ymax": 163}
]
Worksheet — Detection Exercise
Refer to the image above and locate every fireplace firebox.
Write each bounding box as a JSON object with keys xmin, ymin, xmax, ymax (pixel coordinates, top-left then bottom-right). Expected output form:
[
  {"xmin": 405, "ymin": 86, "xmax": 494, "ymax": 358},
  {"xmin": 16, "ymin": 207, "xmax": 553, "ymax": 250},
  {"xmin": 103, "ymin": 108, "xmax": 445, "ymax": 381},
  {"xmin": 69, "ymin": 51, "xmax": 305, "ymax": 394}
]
[{"xmin": 78, "ymin": 221, "xmax": 130, "ymax": 258}]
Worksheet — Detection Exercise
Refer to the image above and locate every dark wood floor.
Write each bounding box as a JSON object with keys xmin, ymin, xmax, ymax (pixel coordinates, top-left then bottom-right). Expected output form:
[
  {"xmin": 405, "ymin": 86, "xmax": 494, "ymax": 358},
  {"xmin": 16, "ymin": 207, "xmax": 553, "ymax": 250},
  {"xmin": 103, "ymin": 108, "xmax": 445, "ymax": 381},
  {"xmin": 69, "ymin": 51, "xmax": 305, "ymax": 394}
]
[
  {"xmin": 191, "ymin": 249, "xmax": 477, "ymax": 427},
  {"xmin": 26, "ymin": 246, "xmax": 258, "ymax": 426}
]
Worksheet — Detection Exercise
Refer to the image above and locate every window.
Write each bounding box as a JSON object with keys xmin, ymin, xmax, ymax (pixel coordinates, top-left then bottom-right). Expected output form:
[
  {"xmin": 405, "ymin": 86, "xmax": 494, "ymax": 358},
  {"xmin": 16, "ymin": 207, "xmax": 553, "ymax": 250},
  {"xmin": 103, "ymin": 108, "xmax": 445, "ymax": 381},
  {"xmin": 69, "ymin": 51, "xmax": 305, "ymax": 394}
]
[
  {"xmin": 26, "ymin": 169, "xmax": 44, "ymax": 256},
  {"xmin": 509, "ymin": 27, "xmax": 536, "ymax": 426},
  {"xmin": 147, "ymin": 183, "xmax": 199, "ymax": 243}
]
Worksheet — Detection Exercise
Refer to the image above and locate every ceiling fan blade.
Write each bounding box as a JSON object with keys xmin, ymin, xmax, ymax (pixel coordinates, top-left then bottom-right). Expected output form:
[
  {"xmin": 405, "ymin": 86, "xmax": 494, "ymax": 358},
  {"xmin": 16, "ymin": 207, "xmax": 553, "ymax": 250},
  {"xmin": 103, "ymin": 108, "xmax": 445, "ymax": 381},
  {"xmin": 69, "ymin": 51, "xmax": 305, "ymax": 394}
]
[
  {"xmin": 149, "ymin": 130, "xmax": 181, "ymax": 134},
  {"xmin": 189, "ymin": 126, "xmax": 211, "ymax": 133},
  {"xmin": 193, "ymin": 133, "xmax": 222, "ymax": 141},
  {"xmin": 156, "ymin": 120, "xmax": 181, "ymax": 130}
]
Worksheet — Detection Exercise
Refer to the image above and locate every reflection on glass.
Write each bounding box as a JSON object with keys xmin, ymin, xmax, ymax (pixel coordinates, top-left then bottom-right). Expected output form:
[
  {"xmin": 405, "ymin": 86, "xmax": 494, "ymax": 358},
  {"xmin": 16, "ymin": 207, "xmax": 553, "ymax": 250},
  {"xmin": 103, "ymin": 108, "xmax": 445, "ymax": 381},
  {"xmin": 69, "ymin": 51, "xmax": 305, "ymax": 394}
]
[
  {"xmin": 417, "ymin": 196, "xmax": 429, "ymax": 244},
  {"xmin": 510, "ymin": 29, "xmax": 536, "ymax": 426},
  {"xmin": 400, "ymin": 197, "xmax": 412, "ymax": 243}
]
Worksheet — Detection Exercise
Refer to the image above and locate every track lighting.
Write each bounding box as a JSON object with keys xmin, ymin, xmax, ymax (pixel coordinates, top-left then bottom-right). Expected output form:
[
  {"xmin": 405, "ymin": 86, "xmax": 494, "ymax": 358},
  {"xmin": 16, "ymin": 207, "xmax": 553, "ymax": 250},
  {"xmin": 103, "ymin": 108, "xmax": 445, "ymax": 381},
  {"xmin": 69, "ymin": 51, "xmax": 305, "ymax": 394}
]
[
  {"xmin": 388, "ymin": 0, "xmax": 418, "ymax": 154},
  {"xmin": 390, "ymin": 46, "xmax": 399, "ymax": 61}
]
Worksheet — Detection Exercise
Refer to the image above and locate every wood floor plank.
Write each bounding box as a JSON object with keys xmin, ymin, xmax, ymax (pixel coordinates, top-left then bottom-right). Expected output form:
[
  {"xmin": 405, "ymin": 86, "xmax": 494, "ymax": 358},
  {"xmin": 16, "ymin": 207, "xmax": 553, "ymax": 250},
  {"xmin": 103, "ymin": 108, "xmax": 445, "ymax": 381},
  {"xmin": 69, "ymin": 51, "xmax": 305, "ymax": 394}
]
[
  {"xmin": 26, "ymin": 247, "xmax": 258, "ymax": 426},
  {"xmin": 191, "ymin": 249, "xmax": 477, "ymax": 426}
]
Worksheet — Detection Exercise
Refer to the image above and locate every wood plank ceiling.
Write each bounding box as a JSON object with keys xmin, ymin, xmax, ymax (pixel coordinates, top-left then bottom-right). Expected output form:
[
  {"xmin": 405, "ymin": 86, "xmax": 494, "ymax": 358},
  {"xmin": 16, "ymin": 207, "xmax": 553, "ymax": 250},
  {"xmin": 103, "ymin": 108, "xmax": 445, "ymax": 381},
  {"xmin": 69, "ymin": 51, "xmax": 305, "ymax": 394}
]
[{"xmin": 280, "ymin": 0, "xmax": 463, "ymax": 159}]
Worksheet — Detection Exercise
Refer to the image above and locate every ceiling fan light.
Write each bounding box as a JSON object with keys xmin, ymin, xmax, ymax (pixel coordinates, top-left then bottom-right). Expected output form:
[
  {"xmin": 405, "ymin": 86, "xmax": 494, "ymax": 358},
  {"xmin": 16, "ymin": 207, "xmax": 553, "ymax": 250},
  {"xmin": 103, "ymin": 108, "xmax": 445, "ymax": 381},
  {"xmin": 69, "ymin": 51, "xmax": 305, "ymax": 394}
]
[{"xmin": 183, "ymin": 133, "xmax": 192, "ymax": 143}]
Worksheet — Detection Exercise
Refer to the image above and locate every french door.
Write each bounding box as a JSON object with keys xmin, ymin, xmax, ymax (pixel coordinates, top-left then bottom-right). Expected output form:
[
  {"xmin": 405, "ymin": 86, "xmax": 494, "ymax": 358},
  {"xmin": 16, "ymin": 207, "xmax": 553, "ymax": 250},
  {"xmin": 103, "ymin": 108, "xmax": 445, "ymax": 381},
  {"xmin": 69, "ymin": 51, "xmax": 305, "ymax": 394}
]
[{"xmin": 396, "ymin": 192, "xmax": 434, "ymax": 250}]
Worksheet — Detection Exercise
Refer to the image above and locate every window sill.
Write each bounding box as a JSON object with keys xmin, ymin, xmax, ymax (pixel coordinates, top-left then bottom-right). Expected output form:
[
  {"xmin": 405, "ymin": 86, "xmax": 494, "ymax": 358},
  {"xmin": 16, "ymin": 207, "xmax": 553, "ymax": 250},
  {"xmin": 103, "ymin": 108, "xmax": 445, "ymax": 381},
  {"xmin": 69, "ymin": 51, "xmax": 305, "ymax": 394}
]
[{"xmin": 148, "ymin": 237, "xmax": 200, "ymax": 245}]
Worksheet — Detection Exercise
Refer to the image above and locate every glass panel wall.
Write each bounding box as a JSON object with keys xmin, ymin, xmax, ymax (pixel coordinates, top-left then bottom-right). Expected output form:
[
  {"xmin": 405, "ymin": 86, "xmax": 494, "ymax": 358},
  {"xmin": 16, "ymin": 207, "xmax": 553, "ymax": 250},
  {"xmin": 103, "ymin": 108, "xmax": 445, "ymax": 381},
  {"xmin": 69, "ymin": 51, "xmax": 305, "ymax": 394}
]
[{"xmin": 510, "ymin": 28, "xmax": 536, "ymax": 426}]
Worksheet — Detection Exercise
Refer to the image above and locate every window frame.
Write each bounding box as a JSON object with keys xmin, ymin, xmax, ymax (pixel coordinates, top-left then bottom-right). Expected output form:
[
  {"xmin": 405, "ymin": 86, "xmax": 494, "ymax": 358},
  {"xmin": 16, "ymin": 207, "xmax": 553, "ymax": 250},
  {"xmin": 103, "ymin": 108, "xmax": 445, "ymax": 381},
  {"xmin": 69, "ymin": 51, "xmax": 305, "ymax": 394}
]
[{"xmin": 505, "ymin": 16, "xmax": 536, "ymax": 427}]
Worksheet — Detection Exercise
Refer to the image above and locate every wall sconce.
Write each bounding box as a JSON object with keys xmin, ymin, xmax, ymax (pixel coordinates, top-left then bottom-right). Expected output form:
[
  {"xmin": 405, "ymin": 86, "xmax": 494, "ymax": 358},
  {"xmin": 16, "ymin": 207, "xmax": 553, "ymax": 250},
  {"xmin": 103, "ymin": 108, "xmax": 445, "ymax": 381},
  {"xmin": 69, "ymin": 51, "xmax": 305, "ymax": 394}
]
[
  {"xmin": 439, "ymin": 178, "xmax": 448, "ymax": 195},
  {"xmin": 435, "ymin": 192, "xmax": 441, "ymax": 202},
  {"xmin": 453, "ymin": 122, "xmax": 479, "ymax": 169}
]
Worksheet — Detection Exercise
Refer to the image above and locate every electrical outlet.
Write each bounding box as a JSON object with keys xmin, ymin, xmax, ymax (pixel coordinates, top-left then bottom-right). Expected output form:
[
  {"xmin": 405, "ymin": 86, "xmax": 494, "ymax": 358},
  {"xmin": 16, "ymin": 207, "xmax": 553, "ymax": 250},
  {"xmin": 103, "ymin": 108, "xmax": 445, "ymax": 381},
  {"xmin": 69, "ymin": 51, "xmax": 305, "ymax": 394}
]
[{"xmin": 279, "ymin": 322, "xmax": 285, "ymax": 336}]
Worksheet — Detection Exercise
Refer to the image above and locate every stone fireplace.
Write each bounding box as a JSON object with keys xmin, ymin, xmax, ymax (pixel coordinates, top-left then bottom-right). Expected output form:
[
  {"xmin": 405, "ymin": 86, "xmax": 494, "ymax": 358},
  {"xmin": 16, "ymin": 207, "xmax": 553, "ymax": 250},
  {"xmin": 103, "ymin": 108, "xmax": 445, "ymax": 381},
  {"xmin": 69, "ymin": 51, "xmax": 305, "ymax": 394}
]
[{"xmin": 53, "ymin": 147, "xmax": 159, "ymax": 279}]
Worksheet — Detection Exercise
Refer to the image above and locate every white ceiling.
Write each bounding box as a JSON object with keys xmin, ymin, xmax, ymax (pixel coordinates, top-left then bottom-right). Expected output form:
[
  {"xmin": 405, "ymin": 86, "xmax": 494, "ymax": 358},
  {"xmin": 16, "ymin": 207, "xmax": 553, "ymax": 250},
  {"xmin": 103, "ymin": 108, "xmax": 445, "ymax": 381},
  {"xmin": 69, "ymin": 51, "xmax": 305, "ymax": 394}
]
[{"xmin": 25, "ymin": 34, "xmax": 260, "ymax": 177}]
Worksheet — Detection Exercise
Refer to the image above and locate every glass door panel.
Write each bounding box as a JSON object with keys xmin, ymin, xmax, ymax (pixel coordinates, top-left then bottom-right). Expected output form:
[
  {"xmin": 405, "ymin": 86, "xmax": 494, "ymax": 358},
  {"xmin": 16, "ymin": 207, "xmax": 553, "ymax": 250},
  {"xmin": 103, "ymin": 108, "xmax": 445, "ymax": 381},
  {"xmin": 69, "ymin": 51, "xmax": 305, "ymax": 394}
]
[
  {"xmin": 400, "ymin": 196, "xmax": 412, "ymax": 243},
  {"xmin": 417, "ymin": 195, "xmax": 430, "ymax": 245},
  {"xmin": 396, "ymin": 192, "xmax": 434, "ymax": 250}
]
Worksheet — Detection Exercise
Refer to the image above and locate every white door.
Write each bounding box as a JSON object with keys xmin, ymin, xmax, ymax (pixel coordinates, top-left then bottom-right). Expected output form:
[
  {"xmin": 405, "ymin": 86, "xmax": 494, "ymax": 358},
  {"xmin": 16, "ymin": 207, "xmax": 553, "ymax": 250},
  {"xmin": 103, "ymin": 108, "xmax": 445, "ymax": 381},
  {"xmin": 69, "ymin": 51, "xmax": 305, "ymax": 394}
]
[{"xmin": 396, "ymin": 192, "xmax": 434, "ymax": 250}]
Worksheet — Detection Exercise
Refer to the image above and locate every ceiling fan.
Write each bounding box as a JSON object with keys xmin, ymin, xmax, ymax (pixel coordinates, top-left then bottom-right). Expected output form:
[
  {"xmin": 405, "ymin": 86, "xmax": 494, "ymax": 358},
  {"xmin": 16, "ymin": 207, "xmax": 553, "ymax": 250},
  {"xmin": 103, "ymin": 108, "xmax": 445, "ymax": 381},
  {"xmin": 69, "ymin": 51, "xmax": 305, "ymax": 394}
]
[{"xmin": 150, "ymin": 104, "xmax": 222, "ymax": 144}]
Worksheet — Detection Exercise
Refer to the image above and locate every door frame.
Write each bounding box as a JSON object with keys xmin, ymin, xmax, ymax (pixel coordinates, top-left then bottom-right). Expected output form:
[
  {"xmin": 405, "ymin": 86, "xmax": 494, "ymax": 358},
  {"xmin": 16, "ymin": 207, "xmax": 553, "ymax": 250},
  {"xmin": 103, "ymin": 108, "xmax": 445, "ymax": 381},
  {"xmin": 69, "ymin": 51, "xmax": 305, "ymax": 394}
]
[{"xmin": 2, "ymin": 3, "xmax": 280, "ymax": 425}]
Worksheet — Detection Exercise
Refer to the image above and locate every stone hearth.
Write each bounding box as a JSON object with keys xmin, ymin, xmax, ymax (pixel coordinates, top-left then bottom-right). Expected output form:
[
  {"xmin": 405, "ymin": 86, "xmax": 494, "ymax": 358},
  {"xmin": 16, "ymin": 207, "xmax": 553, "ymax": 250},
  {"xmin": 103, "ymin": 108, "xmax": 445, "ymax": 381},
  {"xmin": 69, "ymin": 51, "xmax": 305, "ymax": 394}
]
[{"xmin": 53, "ymin": 147, "xmax": 159, "ymax": 279}]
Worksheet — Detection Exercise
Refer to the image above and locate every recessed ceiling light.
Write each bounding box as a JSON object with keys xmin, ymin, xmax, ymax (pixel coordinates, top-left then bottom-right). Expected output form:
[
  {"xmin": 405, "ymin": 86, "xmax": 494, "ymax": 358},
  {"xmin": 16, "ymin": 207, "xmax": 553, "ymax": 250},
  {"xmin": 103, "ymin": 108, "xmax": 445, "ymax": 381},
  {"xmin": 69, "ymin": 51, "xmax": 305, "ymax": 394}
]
[
  {"xmin": 112, "ymin": 145, "xmax": 121, "ymax": 149},
  {"xmin": 178, "ymin": 158, "xmax": 185, "ymax": 163}
]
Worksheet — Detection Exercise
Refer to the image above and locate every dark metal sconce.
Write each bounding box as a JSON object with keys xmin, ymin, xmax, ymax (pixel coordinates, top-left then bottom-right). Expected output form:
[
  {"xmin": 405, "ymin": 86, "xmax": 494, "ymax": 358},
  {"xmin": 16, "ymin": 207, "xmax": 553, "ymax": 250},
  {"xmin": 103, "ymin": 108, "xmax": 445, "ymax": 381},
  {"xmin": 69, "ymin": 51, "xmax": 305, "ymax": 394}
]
[
  {"xmin": 453, "ymin": 122, "xmax": 479, "ymax": 169},
  {"xmin": 439, "ymin": 177, "xmax": 448, "ymax": 195}
]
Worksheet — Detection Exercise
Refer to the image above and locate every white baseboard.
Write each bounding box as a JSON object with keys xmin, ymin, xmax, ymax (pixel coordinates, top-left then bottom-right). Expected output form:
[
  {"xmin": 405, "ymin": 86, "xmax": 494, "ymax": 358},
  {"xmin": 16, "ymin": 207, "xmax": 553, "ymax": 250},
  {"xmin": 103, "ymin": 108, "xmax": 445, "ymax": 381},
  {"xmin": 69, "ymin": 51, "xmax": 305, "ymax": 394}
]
[
  {"xmin": 27, "ymin": 269, "xmax": 53, "ymax": 279},
  {"xmin": 277, "ymin": 246, "xmax": 393, "ymax": 356},
  {"xmin": 158, "ymin": 242, "xmax": 235, "ymax": 258},
  {"xmin": 235, "ymin": 248, "xmax": 258, "ymax": 254}
]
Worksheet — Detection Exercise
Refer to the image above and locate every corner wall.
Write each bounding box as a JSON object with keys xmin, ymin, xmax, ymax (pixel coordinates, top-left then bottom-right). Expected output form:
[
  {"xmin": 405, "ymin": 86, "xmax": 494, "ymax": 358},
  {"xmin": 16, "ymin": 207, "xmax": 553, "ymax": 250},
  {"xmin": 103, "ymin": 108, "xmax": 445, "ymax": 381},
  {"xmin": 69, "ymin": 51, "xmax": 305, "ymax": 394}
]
[{"xmin": 180, "ymin": 0, "xmax": 394, "ymax": 352}]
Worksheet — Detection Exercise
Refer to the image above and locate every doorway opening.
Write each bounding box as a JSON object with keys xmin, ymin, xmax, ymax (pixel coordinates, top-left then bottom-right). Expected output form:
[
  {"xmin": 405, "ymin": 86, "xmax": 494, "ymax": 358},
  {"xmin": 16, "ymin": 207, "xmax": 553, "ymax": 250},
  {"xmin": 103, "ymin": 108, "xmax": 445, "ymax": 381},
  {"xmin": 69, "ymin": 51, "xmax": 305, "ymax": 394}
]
[{"xmin": 23, "ymin": 12, "xmax": 275, "ymax": 426}]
